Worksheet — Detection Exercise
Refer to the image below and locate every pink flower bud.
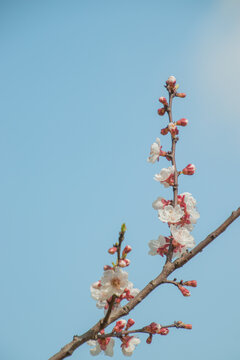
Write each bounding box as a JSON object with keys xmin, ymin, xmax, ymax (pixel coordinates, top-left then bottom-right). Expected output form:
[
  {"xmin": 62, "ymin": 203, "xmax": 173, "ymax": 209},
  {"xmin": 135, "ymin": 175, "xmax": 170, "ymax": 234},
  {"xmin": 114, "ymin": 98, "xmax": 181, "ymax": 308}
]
[
  {"xmin": 166, "ymin": 75, "xmax": 176, "ymax": 86},
  {"xmin": 159, "ymin": 327, "xmax": 169, "ymax": 335},
  {"xmin": 183, "ymin": 324, "xmax": 192, "ymax": 329},
  {"xmin": 126, "ymin": 318, "xmax": 135, "ymax": 329},
  {"xmin": 103, "ymin": 265, "xmax": 112, "ymax": 271},
  {"xmin": 182, "ymin": 164, "xmax": 196, "ymax": 175},
  {"xmin": 124, "ymin": 259, "xmax": 130, "ymax": 267},
  {"xmin": 184, "ymin": 280, "xmax": 197, "ymax": 287},
  {"xmin": 168, "ymin": 123, "xmax": 179, "ymax": 136},
  {"xmin": 178, "ymin": 285, "xmax": 191, "ymax": 297},
  {"xmin": 118, "ymin": 259, "xmax": 126, "ymax": 267},
  {"xmin": 123, "ymin": 245, "xmax": 132, "ymax": 255},
  {"xmin": 176, "ymin": 118, "xmax": 188, "ymax": 126},
  {"xmin": 146, "ymin": 334, "xmax": 152, "ymax": 344},
  {"xmin": 114, "ymin": 319, "xmax": 127, "ymax": 332},
  {"xmin": 108, "ymin": 246, "xmax": 117, "ymax": 254},
  {"xmin": 158, "ymin": 107, "xmax": 166, "ymax": 116},
  {"xmin": 161, "ymin": 126, "xmax": 169, "ymax": 135},
  {"xmin": 159, "ymin": 97, "xmax": 168, "ymax": 105},
  {"xmin": 176, "ymin": 93, "xmax": 186, "ymax": 98}
]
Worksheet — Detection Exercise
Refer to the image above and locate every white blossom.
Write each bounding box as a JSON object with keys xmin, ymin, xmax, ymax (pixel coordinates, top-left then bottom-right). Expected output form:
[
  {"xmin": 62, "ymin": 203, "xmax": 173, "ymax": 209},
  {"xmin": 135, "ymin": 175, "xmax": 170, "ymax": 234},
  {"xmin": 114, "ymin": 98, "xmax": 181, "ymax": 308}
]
[
  {"xmin": 87, "ymin": 338, "xmax": 115, "ymax": 357},
  {"xmin": 122, "ymin": 337, "xmax": 141, "ymax": 356},
  {"xmin": 170, "ymin": 225, "xmax": 195, "ymax": 248},
  {"xmin": 147, "ymin": 138, "xmax": 161, "ymax": 163},
  {"xmin": 154, "ymin": 166, "xmax": 175, "ymax": 187},
  {"xmin": 181, "ymin": 192, "xmax": 200, "ymax": 224},
  {"xmin": 152, "ymin": 197, "xmax": 165, "ymax": 210},
  {"xmin": 158, "ymin": 204, "xmax": 184, "ymax": 223},
  {"xmin": 148, "ymin": 235, "xmax": 167, "ymax": 256}
]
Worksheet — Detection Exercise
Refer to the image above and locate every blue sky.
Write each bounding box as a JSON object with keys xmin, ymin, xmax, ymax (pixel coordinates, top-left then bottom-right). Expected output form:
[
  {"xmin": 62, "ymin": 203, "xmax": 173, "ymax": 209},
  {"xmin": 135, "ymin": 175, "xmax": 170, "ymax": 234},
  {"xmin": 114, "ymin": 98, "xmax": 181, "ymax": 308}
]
[{"xmin": 0, "ymin": 1, "xmax": 240, "ymax": 359}]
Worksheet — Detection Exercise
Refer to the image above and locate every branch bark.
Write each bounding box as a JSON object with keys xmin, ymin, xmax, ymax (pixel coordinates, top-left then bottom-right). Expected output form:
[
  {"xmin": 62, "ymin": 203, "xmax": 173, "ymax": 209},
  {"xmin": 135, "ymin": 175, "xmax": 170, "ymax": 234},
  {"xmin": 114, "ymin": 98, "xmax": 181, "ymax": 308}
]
[{"xmin": 48, "ymin": 207, "xmax": 240, "ymax": 360}]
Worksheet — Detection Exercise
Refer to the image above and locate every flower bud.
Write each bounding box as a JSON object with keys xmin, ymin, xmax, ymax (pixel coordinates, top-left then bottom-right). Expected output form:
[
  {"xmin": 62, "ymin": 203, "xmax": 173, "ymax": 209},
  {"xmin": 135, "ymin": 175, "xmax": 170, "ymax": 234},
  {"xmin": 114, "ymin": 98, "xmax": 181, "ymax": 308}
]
[
  {"xmin": 146, "ymin": 334, "xmax": 152, "ymax": 344},
  {"xmin": 178, "ymin": 285, "xmax": 191, "ymax": 297},
  {"xmin": 183, "ymin": 324, "xmax": 192, "ymax": 329},
  {"xmin": 126, "ymin": 318, "xmax": 135, "ymax": 329},
  {"xmin": 159, "ymin": 97, "xmax": 168, "ymax": 105},
  {"xmin": 176, "ymin": 118, "xmax": 188, "ymax": 126},
  {"xmin": 161, "ymin": 126, "xmax": 169, "ymax": 135},
  {"xmin": 159, "ymin": 327, "xmax": 169, "ymax": 335},
  {"xmin": 118, "ymin": 259, "xmax": 127, "ymax": 267},
  {"xmin": 184, "ymin": 280, "xmax": 197, "ymax": 287},
  {"xmin": 92, "ymin": 281, "xmax": 101, "ymax": 289},
  {"xmin": 123, "ymin": 245, "xmax": 132, "ymax": 255},
  {"xmin": 182, "ymin": 164, "xmax": 196, "ymax": 175},
  {"xmin": 108, "ymin": 246, "xmax": 117, "ymax": 254},
  {"xmin": 168, "ymin": 123, "xmax": 179, "ymax": 136},
  {"xmin": 103, "ymin": 265, "xmax": 112, "ymax": 271},
  {"xmin": 166, "ymin": 76, "xmax": 176, "ymax": 86},
  {"xmin": 158, "ymin": 108, "xmax": 166, "ymax": 116},
  {"xmin": 176, "ymin": 93, "xmax": 186, "ymax": 98},
  {"xmin": 124, "ymin": 259, "xmax": 131, "ymax": 267},
  {"xmin": 114, "ymin": 319, "xmax": 127, "ymax": 332}
]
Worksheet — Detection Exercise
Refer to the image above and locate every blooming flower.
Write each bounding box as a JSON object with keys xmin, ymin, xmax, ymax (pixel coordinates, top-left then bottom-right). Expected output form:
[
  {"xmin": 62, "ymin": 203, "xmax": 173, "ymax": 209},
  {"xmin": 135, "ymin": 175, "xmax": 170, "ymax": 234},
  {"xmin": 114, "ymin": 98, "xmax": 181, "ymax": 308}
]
[
  {"xmin": 121, "ymin": 336, "xmax": 140, "ymax": 356},
  {"xmin": 148, "ymin": 234, "xmax": 187, "ymax": 258},
  {"xmin": 154, "ymin": 166, "xmax": 175, "ymax": 187},
  {"xmin": 170, "ymin": 225, "xmax": 195, "ymax": 248},
  {"xmin": 147, "ymin": 138, "xmax": 161, "ymax": 163},
  {"xmin": 158, "ymin": 204, "xmax": 184, "ymax": 223},
  {"xmin": 152, "ymin": 197, "xmax": 169, "ymax": 210},
  {"xmin": 181, "ymin": 192, "xmax": 200, "ymax": 224},
  {"xmin": 148, "ymin": 235, "xmax": 169, "ymax": 256},
  {"xmin": 87, "ymin": 337, "xmax": 115, "ymax": 357}
]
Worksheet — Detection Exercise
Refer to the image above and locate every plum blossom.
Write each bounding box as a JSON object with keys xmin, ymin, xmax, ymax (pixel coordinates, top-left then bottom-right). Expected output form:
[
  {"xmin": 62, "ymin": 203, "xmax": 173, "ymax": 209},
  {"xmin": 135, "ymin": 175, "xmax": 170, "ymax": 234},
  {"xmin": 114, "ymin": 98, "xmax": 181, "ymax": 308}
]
[
  {"xmin": 170, "ymin": 225, "xmax": 195, "ymax": 248},
  {"xmin": 87, "ymin": 337, "xmax": 115, "ymax": 357},
  {"xmin": 181, "ymin": 192, "xmax": 200, "ymax": 224},
  {"xmin": 91, "ymin": 269, "xmax": 139, "ymax": 310},
  {"xmin": 148, "ymin": 235, "xmax": 169, "ymax": 256},
  {"xmin": 121, "ymin": 336, "xmax": 140, "ymax": 356},
  {"xmin": 154, "ymin": 166, "xmax": 175, "ymax": 187},
  {"xmin": 148, "ymin": 234, "xmax": 187, "ymax": 258},
  {"xmin": 152, "ymin": 197, "xmax": 169, "ymax": 210},
  {"xmin": 158, "ymin": 204, "xmax": 184, "ymax": 223},
  {"xmin": 147, "ymin": 138, "xmax": 161, "ymax": 163}
]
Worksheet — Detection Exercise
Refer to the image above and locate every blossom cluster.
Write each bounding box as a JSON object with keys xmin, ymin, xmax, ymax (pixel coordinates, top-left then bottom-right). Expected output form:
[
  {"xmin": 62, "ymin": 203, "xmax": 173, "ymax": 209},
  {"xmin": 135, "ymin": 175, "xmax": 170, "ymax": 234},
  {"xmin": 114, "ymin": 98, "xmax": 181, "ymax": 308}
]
[{"xmin": 147, "ymin": 76, "xmax": 200, "ymax": 259}]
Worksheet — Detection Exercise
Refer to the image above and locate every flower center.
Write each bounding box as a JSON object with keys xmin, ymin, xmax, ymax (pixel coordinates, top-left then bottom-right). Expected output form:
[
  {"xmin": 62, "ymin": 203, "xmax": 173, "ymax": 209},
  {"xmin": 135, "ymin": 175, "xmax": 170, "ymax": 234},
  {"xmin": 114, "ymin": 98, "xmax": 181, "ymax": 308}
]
[{"xmin": 111, "ymin": 277, "xmax": 121, "ymax": 289}]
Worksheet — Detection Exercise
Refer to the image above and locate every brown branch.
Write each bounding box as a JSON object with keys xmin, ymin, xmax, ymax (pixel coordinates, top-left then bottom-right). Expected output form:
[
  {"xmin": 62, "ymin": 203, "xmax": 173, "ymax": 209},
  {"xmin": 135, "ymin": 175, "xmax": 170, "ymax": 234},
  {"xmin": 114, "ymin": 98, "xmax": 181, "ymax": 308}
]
[{"xmin": 48, "ymin": 207, "xmax": 240, "ymax": 360}]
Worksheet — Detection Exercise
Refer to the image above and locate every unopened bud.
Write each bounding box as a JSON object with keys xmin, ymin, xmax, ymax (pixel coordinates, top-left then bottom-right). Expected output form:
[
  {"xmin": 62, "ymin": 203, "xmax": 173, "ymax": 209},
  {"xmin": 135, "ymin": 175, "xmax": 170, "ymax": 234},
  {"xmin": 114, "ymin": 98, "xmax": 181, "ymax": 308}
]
[
  {"xmin": 168, "ymin": 122, "xmax": 179, "ymax": 136},
  {"xmin": 108, "ymin": 247, "xmax": 117, "ymax": 254},
  {"xmin": 178, "ymin": 285, "xmax": 191, "ymax": 297},
  {"xmin": 183, "ymin": 324, "xmax": 192, "ymax": 329},
  {"xmin": 161, "ymin": 126, "xmax": 169, "ymax": 135},
  {"xmin": 166, "ymin": 76, "xmax": 176, "ymax": 86},
  {"xmin": 158, "ymin": 108, "xmax": 166, "ymax": 116},
  {"xmin": 118, "ymin": 259, "xmax": 127, "ymax": 267},
  {"xmin": 123, "ymin": 245, "xmax": 132, "ymax": 255},
  {"xmin": 126, "ymin": 318, "xmax": 135, "ymax": 329},
  {"xmin": 114, "ymin": 319, "xmax": 127, "ymax": 332},
  {"xmin": 159, "ymin": 97, "xmax": 168, "ymax": 105},
  {"xmin": 176, "ymin": 92, "xmax": 186, "ymax": 98},
  {"xmin": 159, "ymin": 327, "xmax": 169, "ymax": 335},
  {"xmin": 103, "ymin": 265, "xmax": 112, "ymax": 271},
  {"xmin": 146, "ymin": 334, "xmax": 152, "ymax": 344},
  {"xmin": 182, "ymin": 164, "xmax": 196, "ymax": 175},
  {"xmin": 124, "ymin": 259, "xmax": 130, "ymax": 267},
  {"xmin": 184, "ymin": 280, "xmax": 197, "ymax": 287},
  {"xmin": 176, "ymin": 118, "xmax": 188, "ymax": 126}
]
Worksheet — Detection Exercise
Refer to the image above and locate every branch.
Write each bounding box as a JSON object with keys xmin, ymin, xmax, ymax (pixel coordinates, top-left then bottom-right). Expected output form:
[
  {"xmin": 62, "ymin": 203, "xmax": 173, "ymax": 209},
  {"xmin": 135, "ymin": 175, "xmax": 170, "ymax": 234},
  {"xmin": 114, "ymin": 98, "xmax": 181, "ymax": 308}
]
[{"xmin": 48, "ymin": 207, "xmax": 240, "ymax": 360}]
